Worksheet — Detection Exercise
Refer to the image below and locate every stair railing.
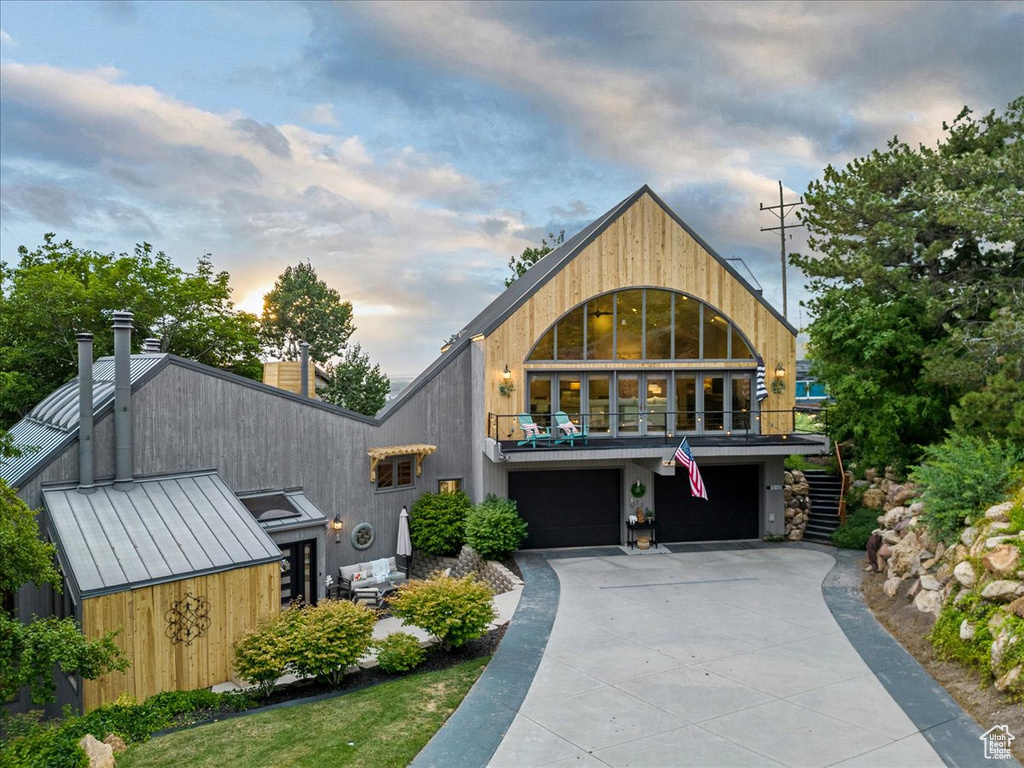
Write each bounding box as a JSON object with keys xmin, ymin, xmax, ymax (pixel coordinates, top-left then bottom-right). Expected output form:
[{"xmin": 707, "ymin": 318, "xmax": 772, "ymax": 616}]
[{"xmin": 835, "ymin": 440, "xmax": 848, "ymax": 525}]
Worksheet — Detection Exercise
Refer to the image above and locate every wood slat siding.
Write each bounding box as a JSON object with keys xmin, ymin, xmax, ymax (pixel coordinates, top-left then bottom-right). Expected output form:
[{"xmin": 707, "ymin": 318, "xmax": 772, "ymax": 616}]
[
  {"xmin": 485, "ymin": 193, "xmax": 795, "ymax": 434},
  {"xmin": 262, "ymin": 361, "xmax": 316, "ymax": 396},
  {"xmin": 82, "ymin": 563, "xmax": 278, "ymax": 711}
]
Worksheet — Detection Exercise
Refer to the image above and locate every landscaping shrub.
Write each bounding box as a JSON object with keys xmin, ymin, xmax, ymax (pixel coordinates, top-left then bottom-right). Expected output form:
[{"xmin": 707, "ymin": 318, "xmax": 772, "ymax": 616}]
[
  {"xmin": 911, "ymin": 433, "xmax": 1023, "ymax": 544},
  {"xmin": 232, "ymin": 609, "xmax": 297, "ymax": 697},
  {"xmin": 389, "ymin": 574, "xmax": 495, "ymax": 651},
  {"xmin": 830, "ymin": 506, "xmax": 877, "ymax": 550},
  {"xmin": 409, "ymin": 491, "xmax": 472, "ymax": 556},
  {"xmin": 288, "ymin": 600, "xmax": 376, "ymax": 686},
  {"xmin": 464, "ymin": 495, "xmax": 528, "ymax": 560},
  {"xmin": 374, "ymin": 632, "xmax": 426, "ymax": 674},
  {"xmin": 0, "ymin": 689, "xmax": 256, "ymax": 768}
]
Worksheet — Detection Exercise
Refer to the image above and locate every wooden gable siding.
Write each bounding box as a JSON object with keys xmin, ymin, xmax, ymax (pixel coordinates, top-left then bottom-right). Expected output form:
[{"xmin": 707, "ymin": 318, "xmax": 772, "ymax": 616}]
[
  {"xmin": 484, "ymin": 193, "xmax": 795, "ymax": 434},
  {"xmin": 82, "ymin": 562, "xmax": 278, "ymax": 711}
]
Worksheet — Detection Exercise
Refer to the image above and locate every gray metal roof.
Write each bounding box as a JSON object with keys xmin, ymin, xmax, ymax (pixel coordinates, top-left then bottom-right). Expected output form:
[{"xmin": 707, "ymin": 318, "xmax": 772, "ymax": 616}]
[
  {"xmin": 43, "ymin": 470, "xmax": 282, "ymax": 599},
  {"xmin": 1, "ymin": 354, "xmax": 167, "ymax": 488},
  {"xmin": 380, "ymin": 185, "xmax": 795, "ymax": 418},
  {"xmin": 238, "ymin": 488, "xmax": 328, "ymax": 533}
]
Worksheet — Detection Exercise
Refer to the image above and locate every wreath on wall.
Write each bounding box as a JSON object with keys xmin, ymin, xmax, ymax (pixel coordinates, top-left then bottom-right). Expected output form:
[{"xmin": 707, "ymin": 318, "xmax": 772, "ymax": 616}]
[{"xmin": 630, "ymin": 480, "xmax": 647, "ymax": 499}]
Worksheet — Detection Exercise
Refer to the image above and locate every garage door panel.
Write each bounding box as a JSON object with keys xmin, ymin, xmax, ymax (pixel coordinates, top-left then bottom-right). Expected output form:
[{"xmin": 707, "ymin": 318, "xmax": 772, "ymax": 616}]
[
  {"xmin": 509, "ymin": 469, "xmax": 620, "ymax": 549},
  {"xmin": 655, "ymin": 465, "xmax": 759, "ymax": 542}
]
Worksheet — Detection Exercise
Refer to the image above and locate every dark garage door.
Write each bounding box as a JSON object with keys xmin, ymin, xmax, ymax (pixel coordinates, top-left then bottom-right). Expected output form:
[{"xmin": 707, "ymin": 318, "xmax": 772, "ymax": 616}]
[
  {"xmin": 654, "ymin": 465, "xmax": 759, "ymax": 542},
  {"xmin": 509, "ymin": 469, "xmax": 621, "ymax": 549}
]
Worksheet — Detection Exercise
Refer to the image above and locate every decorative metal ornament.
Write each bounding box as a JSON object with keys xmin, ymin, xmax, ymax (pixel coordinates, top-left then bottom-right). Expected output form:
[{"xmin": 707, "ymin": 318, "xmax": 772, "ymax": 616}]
[
  {"xmin": 165, "ymin": 592, "xmax": 211, "ymax": 646},
  {"xmin": 351, "ymin": 522, "xmax": 375, "ymax": 550}
]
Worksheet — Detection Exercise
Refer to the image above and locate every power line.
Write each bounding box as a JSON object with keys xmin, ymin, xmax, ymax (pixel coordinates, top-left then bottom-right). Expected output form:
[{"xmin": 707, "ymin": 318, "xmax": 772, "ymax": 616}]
[{"xmin": 759, "ymin": 180, "xmax": 804, "ymax": 318}]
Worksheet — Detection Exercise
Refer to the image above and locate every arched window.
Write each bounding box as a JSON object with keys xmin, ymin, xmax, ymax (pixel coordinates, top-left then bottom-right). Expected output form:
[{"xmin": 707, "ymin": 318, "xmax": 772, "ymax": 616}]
[{"xmin": 527, "ymin": 289, "xmax": 755, "ymax": 361}]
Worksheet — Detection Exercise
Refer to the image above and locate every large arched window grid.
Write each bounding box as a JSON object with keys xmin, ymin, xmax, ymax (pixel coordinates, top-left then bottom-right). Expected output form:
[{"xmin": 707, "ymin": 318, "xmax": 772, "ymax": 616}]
[{"xmin": 526, "ymin": 288, "xmax": 756, "ymax": 362}]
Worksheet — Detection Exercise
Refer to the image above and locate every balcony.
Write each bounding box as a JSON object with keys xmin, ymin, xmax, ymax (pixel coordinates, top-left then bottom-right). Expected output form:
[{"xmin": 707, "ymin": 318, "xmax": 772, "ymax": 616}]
[{"xmin": 485, "ymin": 409, "xmax": 829, "ymax": 463}]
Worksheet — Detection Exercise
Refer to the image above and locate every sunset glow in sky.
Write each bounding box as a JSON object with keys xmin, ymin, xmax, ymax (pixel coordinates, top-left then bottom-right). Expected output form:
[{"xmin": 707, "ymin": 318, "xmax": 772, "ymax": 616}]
[{"xmin": 1, "ymin": 1, "xmax": 1020, "ymax": 375}]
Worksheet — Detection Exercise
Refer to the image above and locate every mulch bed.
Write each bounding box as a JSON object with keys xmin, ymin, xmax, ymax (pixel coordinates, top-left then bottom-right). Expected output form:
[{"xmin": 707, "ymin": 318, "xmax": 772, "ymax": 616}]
[
  {"xmin": 861, "ymin": 566, "xmax": 1024, "ymax": 761},
  {"xmin": 163, "ymin": 624, "xmax": 507, "ymax": 731}
]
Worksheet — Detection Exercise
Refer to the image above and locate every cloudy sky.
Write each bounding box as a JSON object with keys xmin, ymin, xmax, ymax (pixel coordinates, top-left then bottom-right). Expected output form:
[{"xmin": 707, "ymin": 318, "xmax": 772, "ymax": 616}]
[{"xmin": 1, "ymin": 1, "xmax": 1021, "ymax": 376}]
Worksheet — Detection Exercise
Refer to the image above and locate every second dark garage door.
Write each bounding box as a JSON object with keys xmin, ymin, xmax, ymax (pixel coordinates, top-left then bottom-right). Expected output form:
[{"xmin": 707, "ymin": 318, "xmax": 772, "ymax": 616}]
[
  {"xmin": 509, "ymin": 469, "xmax": 621, "ymax": 549},
  {"xmin": 655, "ymin": 464, "xmax": 760, "ymax": 542}
]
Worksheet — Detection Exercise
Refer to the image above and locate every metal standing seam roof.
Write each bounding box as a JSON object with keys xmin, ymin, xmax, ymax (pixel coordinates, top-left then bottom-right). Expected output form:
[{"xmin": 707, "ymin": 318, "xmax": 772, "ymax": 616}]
[
  {"xmin": 378, "ymin": 185, "xmax": 795, "ymax": 419},
  {"xmin": 1, "ymin": 354, "xmax": 167, "ymax": 488},
  {"xmin": 42, "ymin": 470, "xmax": 282, "ymax": 599}
]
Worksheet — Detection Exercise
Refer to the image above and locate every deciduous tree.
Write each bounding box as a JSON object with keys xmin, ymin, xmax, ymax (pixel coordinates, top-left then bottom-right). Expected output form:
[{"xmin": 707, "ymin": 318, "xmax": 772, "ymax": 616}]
[
  {"xmin": 0, "ymin": 236, "xmax": 263, "ymax": 426},
  {"xmin": 260, "ymin": 262, "xmax": 354, "ymax": 362}
]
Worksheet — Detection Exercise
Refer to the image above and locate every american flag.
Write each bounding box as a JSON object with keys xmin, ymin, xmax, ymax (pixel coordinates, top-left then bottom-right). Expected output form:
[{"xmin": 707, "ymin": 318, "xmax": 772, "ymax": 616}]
[{"xmin": 674, "ymin": 437, "xmax": 708, "ymax": 500}]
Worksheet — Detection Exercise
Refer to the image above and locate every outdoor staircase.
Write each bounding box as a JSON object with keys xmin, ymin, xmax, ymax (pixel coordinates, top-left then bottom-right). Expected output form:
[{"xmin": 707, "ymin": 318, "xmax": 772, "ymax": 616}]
[{"xmin": 803, "ymin": 469, "xmax": 845, "ymax": 544}]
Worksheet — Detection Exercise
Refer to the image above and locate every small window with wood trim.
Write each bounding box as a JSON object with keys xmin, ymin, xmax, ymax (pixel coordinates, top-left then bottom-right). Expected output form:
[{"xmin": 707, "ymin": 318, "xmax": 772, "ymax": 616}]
[
  {"xmin": 438, "ymin": 478, "xmax": 462, "ymax": 494},
  {"xmin": 376, "ymin": 456, "xmax": 415, "ymax": 491}
]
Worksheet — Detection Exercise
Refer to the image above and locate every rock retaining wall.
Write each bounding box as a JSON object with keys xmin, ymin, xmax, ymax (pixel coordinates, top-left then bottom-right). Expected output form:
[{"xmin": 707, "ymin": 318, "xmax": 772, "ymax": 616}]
[
  {"xmin": 870, "ymin": 471, "xmax": 1023, "ymax": 698},
  {"xmin": 784, "ymin": 469, "xmax": 810, "ymax": 540},
  {"xmin": 410, "ymin": 546, "xmax": 521, "ymax": 595}
]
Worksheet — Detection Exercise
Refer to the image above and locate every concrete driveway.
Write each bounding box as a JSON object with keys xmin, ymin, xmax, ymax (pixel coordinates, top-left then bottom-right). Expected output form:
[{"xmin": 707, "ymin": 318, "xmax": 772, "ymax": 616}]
[{"xmin": 488, "ymin": 547, "xmax": 945, "ymax": 768}]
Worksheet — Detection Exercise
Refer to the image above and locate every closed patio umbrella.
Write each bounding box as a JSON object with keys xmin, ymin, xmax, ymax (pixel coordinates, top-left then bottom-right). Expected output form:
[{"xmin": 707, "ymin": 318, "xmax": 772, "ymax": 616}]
[{"xmin": 397, "ymin": 506, "xmax": 412, "ymax": 575}]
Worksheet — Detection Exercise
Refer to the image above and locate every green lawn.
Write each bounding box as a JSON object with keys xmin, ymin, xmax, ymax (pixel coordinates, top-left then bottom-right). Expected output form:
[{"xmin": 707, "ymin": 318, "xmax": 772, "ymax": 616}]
[{"xmin": 118, "ymin": 658, "xmax": 488, "ymax": 768}]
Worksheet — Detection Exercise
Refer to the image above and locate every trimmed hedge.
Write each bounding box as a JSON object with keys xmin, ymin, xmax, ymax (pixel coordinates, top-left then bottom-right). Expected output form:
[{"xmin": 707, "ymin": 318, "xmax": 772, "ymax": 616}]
[
  {"xmin": 409, "ymin": 491, "xmax": 472, "ymax": 556},
  {"xmin": 464, "ymin": 495, "xmax": 528, "ymax": 560}
]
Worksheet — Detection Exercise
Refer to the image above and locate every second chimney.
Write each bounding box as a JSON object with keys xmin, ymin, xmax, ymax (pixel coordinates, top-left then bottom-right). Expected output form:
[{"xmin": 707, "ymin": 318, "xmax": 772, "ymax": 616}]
[
  {"xmin": 112, "ymin": 311, "xmax": 134, "ymax": 489},
  {"xmin": 77, "ymin": 333, "xmax": 95, "ymax": 492},
  {"xmin": 300, "ymin": 341, "xmax": 310, "ymax": 398}
]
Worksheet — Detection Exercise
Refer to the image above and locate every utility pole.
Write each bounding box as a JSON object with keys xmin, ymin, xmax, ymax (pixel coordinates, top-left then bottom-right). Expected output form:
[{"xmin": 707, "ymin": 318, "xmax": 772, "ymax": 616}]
[{"xmin": 759, "ymin": 180, "xmax": 804, "ymax": 318}]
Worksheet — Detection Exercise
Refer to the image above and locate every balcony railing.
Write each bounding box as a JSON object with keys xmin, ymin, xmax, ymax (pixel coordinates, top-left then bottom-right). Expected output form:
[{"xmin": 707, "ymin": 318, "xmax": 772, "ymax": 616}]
[{"xmin": 488, "ymin": 409, "xmax": 826, "ymax": 446}]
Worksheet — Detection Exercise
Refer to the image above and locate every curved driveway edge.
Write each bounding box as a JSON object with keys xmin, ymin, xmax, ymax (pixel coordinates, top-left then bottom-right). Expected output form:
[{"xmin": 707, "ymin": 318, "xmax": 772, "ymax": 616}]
[
  {"xmin": 414, "ymin": 542, "xmax": 1016, "ymax": 768},
  {"xmin": 411, "ymin": 552, "xmax": 561, "ymax": 768},
  {"xmin": 818, "ymin": 545, "xmax": 1014, "ymax": 768}
]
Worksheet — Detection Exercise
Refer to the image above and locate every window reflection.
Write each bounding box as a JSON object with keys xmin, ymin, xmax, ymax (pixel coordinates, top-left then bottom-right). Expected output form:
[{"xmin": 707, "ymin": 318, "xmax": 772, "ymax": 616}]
[
  {"xmin": 526, "ymin": 289, "xmax": 755, "ymax": 361},
  {"xmin": 616, "ymin": 290, "xmax": 644, "ymax": 360}
]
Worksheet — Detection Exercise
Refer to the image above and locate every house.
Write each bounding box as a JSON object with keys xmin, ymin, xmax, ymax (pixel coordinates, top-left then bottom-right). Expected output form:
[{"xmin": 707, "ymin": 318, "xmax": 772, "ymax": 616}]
[{"xmin": 2, "ymin": 186, "xmax": 827, "ymax": 713}]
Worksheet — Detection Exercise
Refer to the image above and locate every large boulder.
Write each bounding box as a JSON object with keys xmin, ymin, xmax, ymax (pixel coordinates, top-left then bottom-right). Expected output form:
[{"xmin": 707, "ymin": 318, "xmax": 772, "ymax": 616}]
[
  {"xmin": 864, "ymin": 468, "xmax": 878, "ymax": 483},
  {"xmin": 981, "ymin": 580, "xmax": 1024, "ymax": 602},
  {"xmin": 983, "ymin": 545, "xmax": 1021, "ymax": 578},
  {"xmin": 913, "ymin": 589, "xmax": 943, "ymax": 616},
  {"xmin": 887, "ymin": 530, "xmax": 923, "ymax": 578},
  {"xmin": 883, "ymin": 577, "xmax": 903, "ymax": 598},
  {"xmin": 961, "ymin": 526, "xmax": 979, "ymax": 547},
  {"xmin": 862, "ymin": 488, "xmax": 886, "ymax": 509},
  {"xmin": 960, "ymin": 619, "xmax": 975, "ymax": 641},
  {"xmin": 995, "ymin": 664, "xmax": 1023, "ymax": 695},
  {"xmin": 953, "ymin": 561, "xmax": 977, "ymax": 588},
  {"xmin": 919, "ymin": 574, "xmax": 943, "ymax": 591},
  {"xmin": 78, "ymin": 735, "xmax": 114, "ymax": 768},
  {"xmin": 1008, "ymin": 596, "xmax": 1024, "ymax": 619},
  {"xmin": 985, "ymin": 501, "xmax": 1014, "ymax": 523},
  {"xmin": 881, "ymin": 506, "xmax": 910, "ymax": 528}
]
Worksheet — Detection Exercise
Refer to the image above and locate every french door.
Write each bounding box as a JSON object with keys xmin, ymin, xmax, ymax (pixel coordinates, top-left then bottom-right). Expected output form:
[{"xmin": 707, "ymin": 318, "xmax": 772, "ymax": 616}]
[{"xmin": 280, "ymin": 539, "xmax": 317, "ymax": 608}]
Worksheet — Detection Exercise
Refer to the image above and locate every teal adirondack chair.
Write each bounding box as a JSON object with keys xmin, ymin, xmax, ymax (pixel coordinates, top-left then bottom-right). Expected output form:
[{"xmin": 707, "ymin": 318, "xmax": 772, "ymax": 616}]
[
  {"xmin": 554, "ymin": 411, "xmax": 589, "ymax": 446},
  {"xmin": 517, "ymin": 413, "xmax": 552, "ymax": 447}
]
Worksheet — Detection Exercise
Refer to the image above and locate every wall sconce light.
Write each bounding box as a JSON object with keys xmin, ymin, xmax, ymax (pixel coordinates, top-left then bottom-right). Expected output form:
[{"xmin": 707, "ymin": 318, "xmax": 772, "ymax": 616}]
[
  {"xmin": 328, "ymin": 514, "xmax": 344, "ymax": 543},
  {"xmin": 499, "ymin": 364, "xmax": 516, "ymax": 398},
  {"xmin": 771, "ymin": 362, "xmax": 787, "ymax": 394}
]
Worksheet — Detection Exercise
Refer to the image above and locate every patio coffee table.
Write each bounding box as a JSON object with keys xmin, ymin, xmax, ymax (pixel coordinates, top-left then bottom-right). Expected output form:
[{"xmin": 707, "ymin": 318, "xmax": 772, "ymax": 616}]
[{"xmin": 353, "ymin": 582, "xmax": 398, "ymax": 606}]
